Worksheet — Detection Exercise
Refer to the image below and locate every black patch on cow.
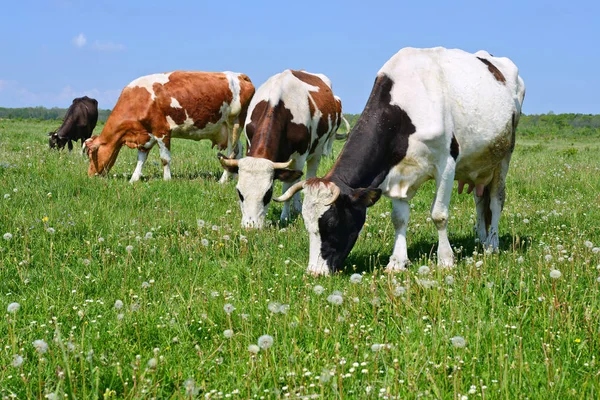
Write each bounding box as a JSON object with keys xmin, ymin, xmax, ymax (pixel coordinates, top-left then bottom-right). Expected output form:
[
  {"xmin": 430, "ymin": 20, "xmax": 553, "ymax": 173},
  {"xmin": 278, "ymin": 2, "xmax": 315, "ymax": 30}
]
[
  {"xmin": 476, "ymin": 57, "xmax": 506, "ymax": 84},
  {"xmin": 450, "ymin": 134, "xmax": 459, "ymax": 160},
  {"xmin": 510, "ymin": 113, "xmax": 517, "ymax": 152},
  {"xmin": 49, "ymin": 96, "xmax": 99, "ymax": 151}
]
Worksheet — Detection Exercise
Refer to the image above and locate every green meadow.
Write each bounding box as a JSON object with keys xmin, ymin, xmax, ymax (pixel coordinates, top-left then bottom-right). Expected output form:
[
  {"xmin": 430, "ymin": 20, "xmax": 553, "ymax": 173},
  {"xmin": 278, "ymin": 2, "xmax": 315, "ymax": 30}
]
[{"xmin": 1, "ymin": 118, "xmax": 599, "ymax": 399}]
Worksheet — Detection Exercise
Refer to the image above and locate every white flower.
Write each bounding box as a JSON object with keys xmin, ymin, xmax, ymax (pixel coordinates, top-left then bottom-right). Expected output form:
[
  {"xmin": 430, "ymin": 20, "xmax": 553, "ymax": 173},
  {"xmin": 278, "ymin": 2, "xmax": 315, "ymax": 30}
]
[
  {"xmin": 517, "ymin": 256, "xmax": 524, "ymax": 263},
  {"xmin": 523, "ymin": 218, "xmax": 529, "ymax": 224},
  {"xmin": 248, "ymin": 344, "xmax": 260, "ymax": 354},
  {"xmin": 3, "ymin": 232, "xmax": 12, "ymax": 240},
  {"xmin": 445, "ymin": 275, "xmax": 454, "ymax": 285},
  {"xmin": 126, "ymin": 245, "xmax": 133, "ymax": 253},
  {"xmin": 82, "ymin": 259, "xmax": 91, "ymax": 266},
  {"xmin": 279, "ymin": 304, "xmax": 290, "ymax": 314},
  {"xmin": 7, "ymin": 302, "xmax": 20, "ymax": 313},
  {"xmin": 544, "ymin": 254, "xmax": 553, "ymax": 263},
  {"xmin": 184, "ymin": 378, "xmax": 199, "ymax": 397},
  {"xmin": 597, "ymin": 277, "xmax": 600, "ymax": 283},
  {"xmin": 147, "ymin": 357, "xmax": 157, "ymax": 369},
  {"xmin": 313, "ymin": 285, "xmax": 325, "ymax": 295},
  {"xmin": 469, "ymin": 385, "xmax": 477, "ymax": 395},
  {"xmin": 222, "ymin": 235, "xmax": 230, "ymax": 241},
  {"xmin": 418, "ymin": 279, "xmax": 437, "ymax": 289},
  {"xmin": 114, "ymin": 300, "xmax": 123, "ymax": 310},
  {"xmin": 371, "ymin": 344, "xmax": 381, "ymax": 352},
  {"xmin": 197, "ymin": 219, "xmax": 205, "ymax": 228},
  {"xmin": 33, "ymin": 339, "xmax": 48, "ymax": 354},
  {"xmin": 12, "ymin": 354, "xmax": 24, "ymax": 367},
  {"xmin": 141, "ymin": 281, "xmax": 150, "ymax": 289},
  {"xmin": 212, "ymin": 225, "xmax": 218, "ymax": 231},
  {"xmin": 223, "ymin": 303, "xmax": 235, "ymax": 314},
  {"xmin": 475, "ymin": 260, "xmax": 483, "ymax": 268},
  {"xmin": 223, "ymin": 329, "xmax": 233, "ymax": 338},
  {"xmin": 584, "ymin": 241, "xmax": 593, "ymax": 248},
  {"xmin": 46, "ymin": 393, "xmax": 57, "ymax": 400},
  {"xmin": 549, "ymin": 269, "xmax": 562, "ymax": 279},
  {"xmin": 201, "ymin": 239, "xmax": 209, "ymax": 247},
  {"xmin": 350, "ymin": 273, "xmax": 362, "ymax": 283},
  {"xmin": 592, "ymin": 247, "xmax": 600, "ymax": 254},
  {"xmin": 117, "ymin": 313, "xmax": 124, "ymax": 320},
  {"xmin": 46, "ymin": 227, "xmax": 55, "ymax": 234},
  {"xmin": 418, "ymin": 265, "xmax": 430, "ymax": 275},
  {"xmin": 393, "ymin": 286, "xmax": 406, "ymax": 296},
  {"xmin": 327, "ymin": 294, "xmax": 343, "ymax": 305},
  {"xmin": 450, "ymin": 336, "xmax": 466, "ymax": 348},
  {"xmin": 258, "ymin": 334, "xmax": 274, "ymax": 349},
  {"xmin": 268, "ymin": 302, "xmax": 281, "ymax": 313},
  {"xmin": 145, "ymin": 232, "xmax": 153, "ymax": 240},
  {"xmin": 98, "ymin": 237, "xmax": 104, "ymax": 243}
]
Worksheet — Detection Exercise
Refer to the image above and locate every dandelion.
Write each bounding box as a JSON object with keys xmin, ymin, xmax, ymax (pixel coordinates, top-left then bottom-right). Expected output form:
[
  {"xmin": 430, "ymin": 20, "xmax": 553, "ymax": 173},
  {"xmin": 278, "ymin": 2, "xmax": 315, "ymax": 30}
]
[
  {"xmin": 544, "ymin": 254, "xmax": 553, "ymax": 263},
  {"xmin": 147, "ymin": 357, "xmax": 157, "ymax": 369},
  {"xmin": 371, "ymin": 344, "xmax": 381, "ymax": 352},
  {"xmin": 584, "ymin": 241, "xmax": 593, "ymax": 248},
  {"xmin": 7, "ymin": 302, "xmax": 20, "ymax": 313},
  {"xmin": 450, "ymin": 336, "xmax": 466, "ymax": 348},
  {"xmin": 223, "ymin": 303, "xmax": 235, "ymax": 314},
  {"xmin": 114, "ymin": 300, "xmax": 123, "ymax": 310},
  {"xmin": 320, "ymin": 369, "xmax": 332, "ymax": 383},
  {"xmin": 212, "ymin": 225, "xmax": 218, "ymax": 231},
  {"xmin": 3, "ymin": 232, "xmax": 12, "ymax": 240},
  {"xmin": 313, "ymin": 285, "xmax": 325, "ymax": 295},
  {"xmin": 257, "ymin": 334, "xmax": 274, "ymax": 350},
  {"xmin": 517, "ymin": 256, "xmax": 524, "ymax": 263},
  {"xmin": 144, "ymin": 232, "xmax": 153, "ymax": 240},
  {"xmin": 223, "ymin": 235, "xmax": 230, "ymax": 241},
  {"xmin": 141, "ymin": 281, "xmax": 150, "ymax": 289},
  {"xmin": 418, "ymin": 265, "xmax": 430, "ymax": 275},
  {"xmin": 350, "ymin": 273, "xmax": 362, "ymax": 283},
  {"xmin": 523, "ymin": 218, "xmax": 529, "ymax": 224},
  {"xmin": 248, "ymin": 344, "xmax": 260, "ymax": 354},
  {"xmin": 223, "ymin": 329, "xmax": 233, "ymax": 339},
  {"xmin": 239, "ymin": 235, "xmax": 248, "ymax": 244},
  {"xmin": 46, "ymin": 393, "xmax": 57, "ymax": 400},
  {"xmin": 33, "ymin": 339, "xmax": 48, "ymax": 354},
  {"xmin": 11, "ymin": 354, "xmax": 24, "ymax": 367},
  {"xmin": 445, "ymin": 275, "xmax": 455, "ymax": 285},
  {"xmin": 46, "ymin": 227, "xmax": 55, "ymax": 234},
  {"xmin": 393, "ymin": 286, "xmax": 406, "ymax": 296},
  {"xmin": 268, "ymin": 302, "xmax": 281, "ymax": 313},
  {"xmin": 592, "ymin": 247, "xmax": 600, "ymax": 254},
  {"xmin": 184, "ymin": 378, "xmax": 199, "ymax": 397},
  {"xmin": 327, "ymin": 294, "xmax": 343, "ymax": 305},
  {"xmin": 417, "ymin": 279, "xmax": 437, "ymax": 289},
  {"xmin": 82, "ymin": 259, "xmax": 91, "ymax": 266},
  {"xmin": 117, "ymin": 313, "xmax": 124, "ymax": 320},
  {"xmin": 549, "ymin": 269, "xmax": 562, "ymax": 279},
  {"xmin": 98, "ymin": 237, "xmax": 104, "ymax": 243},
  {"xmin": 126, "ymin": 245, "xmax": 133, "ymax": 253},
  {"xmin": 475, "ymin": 260, "xmax": 483, "ymax": 268},
  {"xmin": 279, "ymin": 304, "xmax": 290, "ymax": 314},
  {"xmin": 201, "ymin": 238, "xmax": 209, "ymax": 247}
]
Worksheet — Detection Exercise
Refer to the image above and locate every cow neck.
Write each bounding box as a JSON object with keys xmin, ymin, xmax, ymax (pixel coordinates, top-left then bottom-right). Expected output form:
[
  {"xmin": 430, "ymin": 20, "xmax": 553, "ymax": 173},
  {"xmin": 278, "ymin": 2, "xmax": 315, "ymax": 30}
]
[{"xmin": 325, "ymin": 74, "xmax": 416, "ymax": 192}]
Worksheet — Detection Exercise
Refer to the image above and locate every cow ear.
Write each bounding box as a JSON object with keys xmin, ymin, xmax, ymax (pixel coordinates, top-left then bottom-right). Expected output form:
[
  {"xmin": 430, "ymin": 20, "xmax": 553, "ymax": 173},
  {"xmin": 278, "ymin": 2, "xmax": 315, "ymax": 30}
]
[
  {"xmin": 85, "ymin": 136, "xmax": 100, "ymax": 152},
  {"xmin": 350, "ymin": 188, "xmax": 382, "ymax": 207},
  {"xmin": 274, "ymin": 169, "xmax": 303, "ymax": 183}
]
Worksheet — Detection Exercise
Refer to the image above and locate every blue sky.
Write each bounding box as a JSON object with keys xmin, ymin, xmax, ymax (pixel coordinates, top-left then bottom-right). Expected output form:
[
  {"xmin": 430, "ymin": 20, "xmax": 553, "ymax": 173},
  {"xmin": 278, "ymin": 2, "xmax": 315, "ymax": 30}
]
[{"xmin": 0, "ymin": 0, "xmax": 597, "ymax": 114}]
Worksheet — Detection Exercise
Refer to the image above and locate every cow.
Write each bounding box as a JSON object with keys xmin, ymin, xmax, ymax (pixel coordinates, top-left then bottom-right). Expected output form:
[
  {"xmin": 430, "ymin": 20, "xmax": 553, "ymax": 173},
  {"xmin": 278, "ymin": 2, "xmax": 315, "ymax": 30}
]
[
  {"xmin": 84, "ymin": 71, "xmax": 255, "ymax": 183},
  {"xmin": 217, "ymin": 69, "xmax": 345, "ymax": 228},
  {"xmin": 274, "ymin": 47, "xmax": 526, "ymax": 275},
  {"xmin": 48, "ymin": 96, "xmax": 98, "ymax": 151}
]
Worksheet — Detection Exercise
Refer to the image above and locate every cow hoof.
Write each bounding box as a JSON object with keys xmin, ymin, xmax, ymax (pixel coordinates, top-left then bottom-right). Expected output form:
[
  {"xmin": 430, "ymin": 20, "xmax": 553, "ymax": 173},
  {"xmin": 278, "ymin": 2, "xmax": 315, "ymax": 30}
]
[
  {"xmin": 437, "ymin": 256, "xmax": 454, "ymax": 269},
  {"xmin": 385, "ymin": 255, "xmax": 409, "ymax": 273},
  {"xmin": 306, "ymin": 265, "xmax": 330, "ymax": 276}
]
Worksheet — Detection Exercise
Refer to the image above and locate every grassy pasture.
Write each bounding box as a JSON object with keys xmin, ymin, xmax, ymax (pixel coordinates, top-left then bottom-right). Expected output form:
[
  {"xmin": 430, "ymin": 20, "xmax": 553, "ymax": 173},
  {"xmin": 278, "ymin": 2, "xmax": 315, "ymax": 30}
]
[{"xmin": 1, "ymin": 119, "xmax": 600, "ymax": 399}]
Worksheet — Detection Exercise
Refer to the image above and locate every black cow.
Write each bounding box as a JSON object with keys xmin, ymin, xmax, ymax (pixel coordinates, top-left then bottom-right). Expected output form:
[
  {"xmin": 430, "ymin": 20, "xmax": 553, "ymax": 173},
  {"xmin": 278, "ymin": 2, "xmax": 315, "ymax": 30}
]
[{"xmin": 48, "ymin": 96, "xmax": 99, "ymax": 151}]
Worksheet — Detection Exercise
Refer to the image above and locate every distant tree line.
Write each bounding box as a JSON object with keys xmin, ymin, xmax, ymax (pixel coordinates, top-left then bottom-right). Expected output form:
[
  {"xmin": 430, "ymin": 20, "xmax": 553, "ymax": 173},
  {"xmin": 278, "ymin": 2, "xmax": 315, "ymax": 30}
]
[{"xmin": 1, "ymin": 107, "xmax": 598, "ymax": 136}]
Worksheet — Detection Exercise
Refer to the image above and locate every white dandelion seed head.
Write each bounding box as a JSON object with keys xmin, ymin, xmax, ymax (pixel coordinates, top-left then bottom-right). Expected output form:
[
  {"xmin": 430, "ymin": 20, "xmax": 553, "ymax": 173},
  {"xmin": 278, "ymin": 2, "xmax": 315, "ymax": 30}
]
[
  {"xmin": 332, "ymin": 290, "xmax": 342, "ymax": 296},
  {"xmin": 7, "ymin": 302, "xmax": 20, "ymax": 313},
  {"xmin": 97, "ymin": 237, "xmax": 104, "ymax": 243},
  {"xmin": 475, "ymin": 260, "xmax": 484, "ymax": 268},
  {"xmin": 445, "ymin": 275, "xmax": 455, "ymax": 285},
  {"xmin": 544, "ymin": 254, "xmax": 553, "ymax": 263},
  {"xmin": 517, "ymin": 256, "xmax": 524, "ymax": 263},
  {"xmin": 350, "ymin": 273, "xmax": 363, "ymax": 283},
  {"xmin": 82, "ymin": 258, "xmax": 91, "ymax": 266},
  {"xmin": 257, "ymin": 334, "xmax": 274, "ymax": 349},
  {"xmin": 144, "ymin": 232, "xmax": 153, "ymax": 240},
  {"xmin": 147, "ymin": 357, "xmax": 157, "ymax": 369},
  {"xmin": 114, "ymin": 300, "xmax": 123, "ymax": 310},
  {"xmin": 469, "ymin": 385, "xmax": 477, "ymax": 394},
  {"xmin": 141, "ymin": 281, "xmax": 150, "ymax": 289},
  {"xmin": 268, "ymin": 302, "xmax": 281, "ymax": 313},
  {"xmin": 393, "ymin": 286, "xmax": 406, "ymax": 296},
  {"xmin": 223, "ymin": 329, "xmax": 233, "ymax": 339},
  {"xmin": 197, "ymin": 219, "xmax": 205, "ymax": 228},
  {"xmin": 279, "ymin": 304, "xmax": 290, "ymax": 314},
  {"xmin": 117, "ymin": 313, "xmax": 124, "ymax": 320},
  {"xmin": 584, "ymin": 240, "xmax": 593, "ymax": 248},
  {"xmin": 327, "ymin": 294, "xmax": 343, "ymax": 305},
  {"xmin": 549, "ymin": 269, "xmax": 562, "ymax": 279},
  {"xmin": 523, "ymin": 218, "xmax": 530, "ymax": 224},
  {"xmin": 12, "ymin": 354, "xmax": 24, "ymax": 367},
  {"xmin": 418, "ymin": 265, "xmax": 430, "ymax": 275},
  {"xmin": 126, "ymin": 245, "xmax": 133, "ymax": 253},
  {"xmin": 223, "ymin": 303, "xmax": 235, "ymax": 314},
  {"xmin": 222, "ymin": 235, "xmax": 230, "ymax": 241},
  {"xmin": 46, "ymin": 227, "xmax": 55, "ymax": 234},
  {"xmin": 33, "ymin": 339, "xmax": 48, "ymax": 354},
  {"xmin": 46, "ymin": 393, "xmax": 57, "ymax": 400},
  {"xmin": 248, "ymin": 344, "xmax": 260, "ymax": 354},
  {"xmin": 313, "ymin": 285, "xmax": 325, "ymax": 295},
  {"xmin": 211, "ymin": 225, "xmax": 218, "ymax": 231},
  {"xmin": 371, "ymin": 343, "xmax": 381, "ymax": 352},
  {"xmin": 450, "ymin": 336, "xmax": 466, "ymax": 348},
  {"xmin": 184, "ymin": 378, "xmax": 199, "ymax": 396},
  {"xmin": 201, "ymin": 238, "xmax": 209, "ymax": 247},
  {"xmin": 3, "ymin": 232, "xmax": 12, "ymax": 240}
]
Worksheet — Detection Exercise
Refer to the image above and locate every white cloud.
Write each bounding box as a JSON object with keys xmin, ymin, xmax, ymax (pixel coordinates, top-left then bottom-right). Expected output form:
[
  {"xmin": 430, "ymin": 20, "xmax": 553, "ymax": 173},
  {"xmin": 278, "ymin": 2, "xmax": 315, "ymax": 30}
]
[
  {"xmin": 72, "ymin": 33, "xmax": 87, "ymax": 48},
  {"xmin": 92, "ymin": 40, "xmax": 126, "ymax": 52}
]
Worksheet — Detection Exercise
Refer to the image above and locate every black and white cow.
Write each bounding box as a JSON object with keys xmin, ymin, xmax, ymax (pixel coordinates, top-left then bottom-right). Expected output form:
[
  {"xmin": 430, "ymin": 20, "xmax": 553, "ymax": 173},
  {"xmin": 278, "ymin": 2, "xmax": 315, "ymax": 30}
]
[
  {"xmin": 275, "ymin": 47, "xmax": 526, "ymax": 275},
  {"xmin": 219, "ymin": 70, "xmax": 345, "ymax": 228},
  {"xmin": 48, "ymin": 96, "xmax": 98, "ymax": 151}
]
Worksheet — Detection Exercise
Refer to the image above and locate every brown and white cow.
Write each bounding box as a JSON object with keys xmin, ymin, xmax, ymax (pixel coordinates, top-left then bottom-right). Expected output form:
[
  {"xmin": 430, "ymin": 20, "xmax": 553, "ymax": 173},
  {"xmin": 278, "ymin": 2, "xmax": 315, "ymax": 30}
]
[
  {"xmin": 275, "ymin": 47, "xmax": 526, "ymax": 275},
  {"xmin": 218, "ymin": 70, "xmax": 345, "ymax": 228},
  {"xmin": 85, "ymin": 71, "xmax": 254, "ymax": 183}
]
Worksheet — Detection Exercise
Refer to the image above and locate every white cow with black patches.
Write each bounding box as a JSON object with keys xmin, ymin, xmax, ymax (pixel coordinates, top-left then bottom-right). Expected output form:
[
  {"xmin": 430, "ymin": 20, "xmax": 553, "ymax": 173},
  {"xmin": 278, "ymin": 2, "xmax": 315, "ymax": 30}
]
[{"xmin": 276, "ymin": 47, "xmax": 526, "ymax": 275}]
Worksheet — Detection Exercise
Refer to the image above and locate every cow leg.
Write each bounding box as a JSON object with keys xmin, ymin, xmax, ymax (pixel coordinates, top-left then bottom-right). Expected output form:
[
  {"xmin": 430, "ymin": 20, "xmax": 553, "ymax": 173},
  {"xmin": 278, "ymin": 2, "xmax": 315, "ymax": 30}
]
[
  {"xmin": 156, "ymin": 136, "xmax": 172, "ymax": 181},
  {"xmin": 218, "ymin": 123, "xmax": 241, "ymax": 184},
  {"xmin": 385, "ymin": 199, "xmax": 410, "ymax": 272},
  {"xmin": 484, "ymin": 154, "xmax": 511, "ymax": 250},
  {"xmin": 280, "ymin": 157, "xmax": 306, "ymax": 224},
  {"xmin": 130, "ymin": 150, "xmax": 150, "ymax": 183},
  {"xmin": 474, "ymin": 187, "xmax": 491, "ymax": 245},
  {"xmin": 67, "ymin": 140, "xmax": 73, "ymax": 152},
  {"xmin": 431, "ymin": 156, "xmax": 456, "ymax": 268}
]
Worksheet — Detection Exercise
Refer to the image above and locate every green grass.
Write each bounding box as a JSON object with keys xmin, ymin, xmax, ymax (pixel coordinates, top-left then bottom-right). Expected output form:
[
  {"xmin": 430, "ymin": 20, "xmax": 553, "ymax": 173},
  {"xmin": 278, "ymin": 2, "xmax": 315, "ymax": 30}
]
[{"xmin": 1, "ymin": 119, "xmax": 600, "ymax": 399}]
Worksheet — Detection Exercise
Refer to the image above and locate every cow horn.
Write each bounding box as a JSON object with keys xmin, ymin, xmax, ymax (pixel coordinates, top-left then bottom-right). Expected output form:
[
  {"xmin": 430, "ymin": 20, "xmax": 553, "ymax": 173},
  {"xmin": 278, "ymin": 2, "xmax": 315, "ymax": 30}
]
[
  {"xmin": 325, "ymin": 184, "xmax": 341, "ymax": 205},
  {"xmin": 217, "ymin": 153, "xmax": 239, "ymax": 168},
  {"xmin": 273, "ymin": 180, "xmax": 305, "ymax": 202},
  {"xmin": 228, "ymin": 123, "xmax": 240, "ymax": 158},
  {"xmin": 272, "ymin": 159, "xmax": 293, "ymax": 170}
]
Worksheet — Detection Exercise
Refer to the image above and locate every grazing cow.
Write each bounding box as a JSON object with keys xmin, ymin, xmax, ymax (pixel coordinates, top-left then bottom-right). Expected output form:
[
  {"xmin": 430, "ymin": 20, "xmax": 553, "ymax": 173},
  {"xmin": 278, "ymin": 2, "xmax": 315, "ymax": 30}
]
[
  {"xmin": 85, "ymin": 71, "xmax": 254, "ymax": 183},
  {"xmin": 275, "ymin": 47, "xmax": 526, "ymax": 275},
  {"xmin": 48, "ymin": 96, "xmax": 98, "ymax": 151},
  {"xmin": 218, "ymin": 69, "xmax": 345, "ymax": 228}
]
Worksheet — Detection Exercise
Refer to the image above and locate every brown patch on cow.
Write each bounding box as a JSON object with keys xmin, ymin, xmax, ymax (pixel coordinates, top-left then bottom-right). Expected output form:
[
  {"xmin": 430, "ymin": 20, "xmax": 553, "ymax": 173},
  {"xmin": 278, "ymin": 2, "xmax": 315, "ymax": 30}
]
[{"xmin": 477, "ymin": 57, "xmax": 506, "ymax": 84}]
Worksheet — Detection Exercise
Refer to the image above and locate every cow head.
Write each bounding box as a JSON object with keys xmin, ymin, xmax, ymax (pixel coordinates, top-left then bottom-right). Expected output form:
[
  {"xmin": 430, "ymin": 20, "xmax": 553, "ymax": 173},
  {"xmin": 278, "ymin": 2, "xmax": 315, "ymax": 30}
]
[
  {"xmin": 48, "ymin": 131, "xmax": 68, "ymax": 149},
  {"xmin": 218, "ymin": 154, "xmax": 302, "ymax": 229},
  {"xmin": 85, "ymin": 135, "xmax": 121, "ymax": 176},
  {"xmin": 274, "ymin": 178, "xmax": 381, "ymax": 275}
]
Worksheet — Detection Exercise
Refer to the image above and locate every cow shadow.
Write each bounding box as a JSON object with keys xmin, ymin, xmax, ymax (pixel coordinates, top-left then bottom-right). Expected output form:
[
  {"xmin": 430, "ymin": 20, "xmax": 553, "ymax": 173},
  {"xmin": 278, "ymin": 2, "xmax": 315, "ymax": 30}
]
[{"xmin": 340, "ymin": 233, "xmax": 531, "ymax": 275}]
